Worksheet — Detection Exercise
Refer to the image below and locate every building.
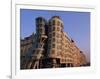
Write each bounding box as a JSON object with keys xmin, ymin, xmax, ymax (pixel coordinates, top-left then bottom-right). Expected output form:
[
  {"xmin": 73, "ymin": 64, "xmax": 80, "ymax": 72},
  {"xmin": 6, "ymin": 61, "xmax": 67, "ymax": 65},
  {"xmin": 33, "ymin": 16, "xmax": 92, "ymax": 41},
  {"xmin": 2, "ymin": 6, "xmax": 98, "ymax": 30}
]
[{"xmin": 20, "ymin": 16, "xmax": 88, "ymax": 69}]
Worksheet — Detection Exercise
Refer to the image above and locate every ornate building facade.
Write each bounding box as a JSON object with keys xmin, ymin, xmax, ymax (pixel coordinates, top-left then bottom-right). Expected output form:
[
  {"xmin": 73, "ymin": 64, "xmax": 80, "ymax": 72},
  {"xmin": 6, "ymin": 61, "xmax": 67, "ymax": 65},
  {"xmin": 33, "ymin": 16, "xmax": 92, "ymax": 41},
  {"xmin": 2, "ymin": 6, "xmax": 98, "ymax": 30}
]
[{"xmin": 20, "ymin": 16, "xmax": 87, "ymax": 69}]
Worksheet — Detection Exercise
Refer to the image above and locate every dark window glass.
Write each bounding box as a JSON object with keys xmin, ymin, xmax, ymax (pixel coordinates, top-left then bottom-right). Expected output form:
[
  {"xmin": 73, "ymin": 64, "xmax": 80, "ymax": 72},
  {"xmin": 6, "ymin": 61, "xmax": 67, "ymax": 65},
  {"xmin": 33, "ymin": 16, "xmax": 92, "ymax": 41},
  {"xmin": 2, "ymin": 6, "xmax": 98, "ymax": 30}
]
[
  {"xmin": 39, "ymin": 29, "xmax": 42, "ymax": 33},
  {"xmin": 48, "ymin": 27, "xmax": 50, "ymax": 32},
  {"xmin": 57, "ymin": 21, "xmax": 60, "ymax": 26},
  {"xmin": 52, "ymin": 20, "xmax": 55, "ymax": 25},
  {"xmin": 67, "ymin": 63, "xmax": 70, "ymax": 67},
  {"xmin": 49, "ymin": 21, "xmax": 51, "ymax": 25},
  {"xmin": 52, "ymin": 44, "xmax": 55, "ymax": 48},
  {"xmin": 49, "ymin": 34, "xmax": 52, "ymax": 38},
  {"xmin": 48, "ymin": 27, "xmax": 52, "ymax": 32},
  {"xmin": 48, "ymin": 44, "xmax": 51, "ymax": 49},
  {"xmin": 52, "ymin": 32, "xmax": 55, "ymax": 36},
  {"xmin": 52, "ymin": 38, "xmax": 55, "ymax": 42},
  {"xmin": 52, "ymin": 50, "xmax": 55, "ymax": 54},
  {"xmin": 52, "ymin": 27, "xmax": 56, "ymax": 31},
  {"xmin": 57, "ymin": 27, "xmax": 60, "ymax": 31},
  {"xmin": 48, "ymin": 39, "xmax": 51, "ymax": 43},
  {"xmin": 39, "ymin": 24, "xmax": 43, "ymax": 26}
]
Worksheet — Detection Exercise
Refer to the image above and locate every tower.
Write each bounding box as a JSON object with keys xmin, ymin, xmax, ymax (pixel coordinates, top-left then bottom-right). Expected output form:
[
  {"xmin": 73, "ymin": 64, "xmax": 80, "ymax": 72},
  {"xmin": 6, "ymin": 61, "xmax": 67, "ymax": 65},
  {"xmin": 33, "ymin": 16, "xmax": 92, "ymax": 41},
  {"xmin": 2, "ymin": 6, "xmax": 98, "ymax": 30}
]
[
  {"xmin": 25, "ymin": 17, "xmax": 47, "ymax": 69},
  {"xmin": 31, "ymin": 17, "xmax": 47, "ymax": 68},
  {"xmin": 46, "ymin": 16, "xmax": 63, "ymax": 67}
]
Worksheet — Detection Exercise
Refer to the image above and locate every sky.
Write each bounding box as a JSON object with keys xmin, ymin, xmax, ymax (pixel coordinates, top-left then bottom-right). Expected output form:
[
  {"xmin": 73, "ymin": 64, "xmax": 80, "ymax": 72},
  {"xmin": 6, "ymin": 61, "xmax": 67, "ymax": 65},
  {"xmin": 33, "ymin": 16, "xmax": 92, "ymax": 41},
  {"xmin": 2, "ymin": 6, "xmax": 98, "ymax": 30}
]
[{"xmin": 20, "ymin": 9, "xmax": 90, "ymax": 62}]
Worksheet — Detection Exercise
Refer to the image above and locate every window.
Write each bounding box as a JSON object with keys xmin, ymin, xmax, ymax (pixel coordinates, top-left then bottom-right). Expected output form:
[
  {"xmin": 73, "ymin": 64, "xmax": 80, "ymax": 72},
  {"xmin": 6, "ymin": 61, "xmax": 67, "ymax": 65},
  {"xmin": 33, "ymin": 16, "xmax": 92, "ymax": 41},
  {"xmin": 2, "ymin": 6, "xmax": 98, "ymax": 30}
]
[
  {"xmin": 67, "ymin": 63, "xmax": 73, "ymax": 67},
  {"xmin": 39, "ymin": 18, "xmax": 43, "ymax": 23},
  {"xmin": 52, "ymin": 38, "xmax": 55, "ymax": 42},
  {"xmin": 57, "ymin": 21, "xmax": 60, "ymax": 26},
  {"xmin": 57, "ymin": 51, "xmax": 61, "ymax": 56},
  {"xmin": 61, "ymin": 29, "xmax": 63, "ymax": 33},
  {"xmin": 52, "ymin": 44, "xmax": 55, "ymax": 48},
  {"xmin": 57, "ymin": 40, "xmax": 61, "ymax": 43},
  {"xmin": 21, "ymin": 49, "xmax": 23, "ymax": 53},
  {"xmin": 57, "ymin": 33, "xmax": 60, "ymax": 38},
  {"xmin": 52, "ymin": 27, "xmax": 56, "ymax": 31},
  {"xmin": 48, "ymin": 39, "xmax": 51, "ymax": 43},
  {"xmin": 65, "ymin": 44, "xmax": 67, "ymax": 47},
  {"xmin": 48, "ymin": 44, "xmax": 51, "ymax": 49},
  {"xmin": 52, "ymin": 20, "xmax": 55, "ymax": 25},
  {"xmin": 71, "ymin": 64, "xmax": 73, "ymax": 67},
  {"xmin": 57, "ymin": 27, "xmax": 60, "ymax": 31},
  {"xmin": 57, "ymin": 45, "xmax": 61, "ymax": 49},
  {"xmin": 52, "ymin": 32, "xmax": 55, "ymax": 36},
  {"xmin": 49, "ymin": 21, "xmax": 52, "ymax": 25},
  {"xmin": 51, "ymin": 50, "xmax": 56, "ymax": 54},
  {"xmin": 48, "ymin": 27, "xmax": 52, "ymax": 32},
  {"xmin": 39, "ymin": 28, "xmax": 42, "ymax": 33},
  {"xmin": 49, "ymin": 34, "xmax": 52, "ymax": 38},
  {"xmin": 61, "ymin": 23, "xmax": 63, "ymax": 28},
  {"xmin": 39, "ymin": 23, "xmax": 44, "ymax": 27}
]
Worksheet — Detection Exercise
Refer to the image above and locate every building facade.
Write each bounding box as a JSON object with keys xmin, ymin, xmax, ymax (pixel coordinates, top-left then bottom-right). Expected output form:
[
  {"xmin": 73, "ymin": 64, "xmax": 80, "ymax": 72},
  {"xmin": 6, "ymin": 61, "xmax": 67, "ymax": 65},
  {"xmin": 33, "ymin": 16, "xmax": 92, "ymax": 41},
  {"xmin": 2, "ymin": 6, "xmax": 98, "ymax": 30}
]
[{"xmin": 20, "ymin": 16, "xmax": 88, "ymax": 69}]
